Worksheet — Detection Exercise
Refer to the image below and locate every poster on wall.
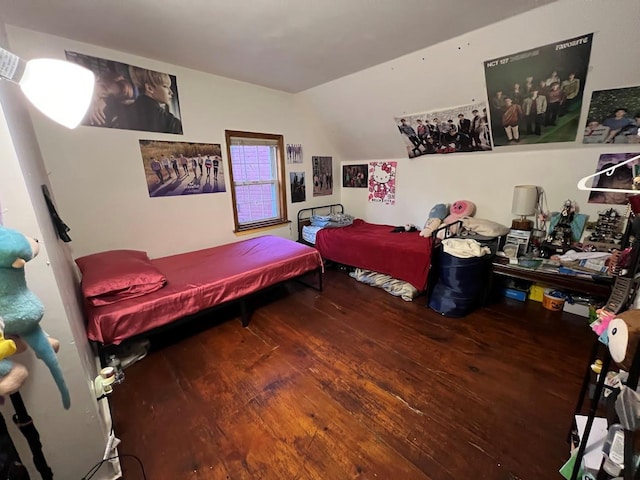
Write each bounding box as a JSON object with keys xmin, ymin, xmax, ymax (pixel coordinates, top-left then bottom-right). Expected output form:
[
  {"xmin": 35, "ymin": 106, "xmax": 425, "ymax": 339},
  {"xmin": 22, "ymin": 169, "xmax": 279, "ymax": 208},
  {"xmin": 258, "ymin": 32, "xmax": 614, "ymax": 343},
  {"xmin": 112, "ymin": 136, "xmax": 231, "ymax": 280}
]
[
  {"xmin": 483, "ymin": 33, "xmax": 593, "ymax": 146},
  {"xmin": 138, "ymin": 140, "xmax": 225, "ymax": 197},
  {"xmin": 587, "ymin": 152, "xmax": 640, "ymax": 205},
  {"xmin": 583, "ymin": 86, "xmax": 640, "ymax": 144},
  {"xmin": 65, "ymin": 51, "xmax": 183, "ymax": 134},
  {"xmin": 368, "ymin": 161, "xmax": 396, "ymax": 205},
  {"xmin": 312, "ymin": 156, "xmax": 333, "ymax": 196},
  {"xmin": 290, "ymin": 172, "xmax": 306, "ymax": 203},
  {"xmin": 394, "ymin": 102, "xmax": 491, "ymax": 158},
  {"xmin": 343, "ymin": 164, "xmax": 368, "ymax": 188},
  {"xmin": 286, "ymin": 144, "xmax": 303, "ymax": 163}
]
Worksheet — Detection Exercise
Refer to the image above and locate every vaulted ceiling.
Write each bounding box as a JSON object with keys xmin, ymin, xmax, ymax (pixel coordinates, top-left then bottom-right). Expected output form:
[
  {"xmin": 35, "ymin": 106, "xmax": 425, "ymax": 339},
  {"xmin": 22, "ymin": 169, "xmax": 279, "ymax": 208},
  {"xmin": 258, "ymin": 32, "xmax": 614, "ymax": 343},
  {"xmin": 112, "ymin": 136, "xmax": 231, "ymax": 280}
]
[{"xmin": 0, "ymin": 0, "xmax": 555, "ymax": 92}]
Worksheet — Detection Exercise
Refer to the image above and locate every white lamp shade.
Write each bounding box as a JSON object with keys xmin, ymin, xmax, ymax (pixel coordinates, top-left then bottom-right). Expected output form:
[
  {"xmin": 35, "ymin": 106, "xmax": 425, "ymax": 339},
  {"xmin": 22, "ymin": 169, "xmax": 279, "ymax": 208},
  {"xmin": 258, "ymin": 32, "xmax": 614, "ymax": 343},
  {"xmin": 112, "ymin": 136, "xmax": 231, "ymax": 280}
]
[
  {"xmin": 512, "ymin": 185, "xmax": 538, "ymax": 216},
  {"xmin": 19, "ymin": 58, "xmax": 94, "ymax": 129}
]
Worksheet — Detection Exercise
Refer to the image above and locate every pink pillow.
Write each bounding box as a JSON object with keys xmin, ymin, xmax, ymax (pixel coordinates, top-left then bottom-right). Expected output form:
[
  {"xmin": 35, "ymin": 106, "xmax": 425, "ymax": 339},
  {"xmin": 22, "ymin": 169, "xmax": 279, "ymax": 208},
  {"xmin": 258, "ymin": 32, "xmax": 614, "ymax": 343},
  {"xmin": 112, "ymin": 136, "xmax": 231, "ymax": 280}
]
[{"xmin": 75, "ymin": 250, "xmax": 167, "ymax": 306}]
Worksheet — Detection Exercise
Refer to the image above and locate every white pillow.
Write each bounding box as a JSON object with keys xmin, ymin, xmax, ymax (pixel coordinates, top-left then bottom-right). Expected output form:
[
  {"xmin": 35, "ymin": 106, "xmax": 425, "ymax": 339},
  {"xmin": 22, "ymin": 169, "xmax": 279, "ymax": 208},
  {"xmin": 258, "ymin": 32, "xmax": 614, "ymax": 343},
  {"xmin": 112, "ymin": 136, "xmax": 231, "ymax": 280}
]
[{"xmin": 461, "ymin": 217, "xmax": 510, "ymax": 237}]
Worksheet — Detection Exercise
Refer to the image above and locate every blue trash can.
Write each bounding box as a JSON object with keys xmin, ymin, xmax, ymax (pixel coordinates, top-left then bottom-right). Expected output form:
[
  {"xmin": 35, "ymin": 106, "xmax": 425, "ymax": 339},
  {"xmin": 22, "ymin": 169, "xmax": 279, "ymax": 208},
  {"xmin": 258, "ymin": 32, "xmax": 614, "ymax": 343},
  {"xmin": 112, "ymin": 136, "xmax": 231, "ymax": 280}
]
[{"xmin": 428, "ymin": 250, "xmax": 492, "ymax": 317}]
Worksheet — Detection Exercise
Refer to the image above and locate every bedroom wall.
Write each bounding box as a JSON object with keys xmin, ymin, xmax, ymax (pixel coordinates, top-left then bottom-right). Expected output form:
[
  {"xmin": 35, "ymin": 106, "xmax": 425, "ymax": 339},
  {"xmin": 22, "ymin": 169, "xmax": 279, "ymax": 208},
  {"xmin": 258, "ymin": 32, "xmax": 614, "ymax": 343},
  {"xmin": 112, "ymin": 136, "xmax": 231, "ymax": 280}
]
[
  {"xmin": 0, "ymin": 27, "xmax": 115, "ymax": 480},
  {"xmin": 5, "ymin": 25, "xmax": 340, "ymax": 259},
  {"xmin": 299, "ymin": 0, "xmax": 640, "ymax": 230}
]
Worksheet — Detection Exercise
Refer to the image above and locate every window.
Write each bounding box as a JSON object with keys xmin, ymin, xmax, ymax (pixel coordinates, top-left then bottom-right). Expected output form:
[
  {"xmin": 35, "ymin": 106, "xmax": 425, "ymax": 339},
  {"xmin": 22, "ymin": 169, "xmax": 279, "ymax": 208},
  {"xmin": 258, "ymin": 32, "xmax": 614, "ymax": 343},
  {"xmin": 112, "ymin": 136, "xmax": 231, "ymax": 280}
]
[{"xmin": 225, "ymin": 130, "xmax": 288, "ymax": 232}]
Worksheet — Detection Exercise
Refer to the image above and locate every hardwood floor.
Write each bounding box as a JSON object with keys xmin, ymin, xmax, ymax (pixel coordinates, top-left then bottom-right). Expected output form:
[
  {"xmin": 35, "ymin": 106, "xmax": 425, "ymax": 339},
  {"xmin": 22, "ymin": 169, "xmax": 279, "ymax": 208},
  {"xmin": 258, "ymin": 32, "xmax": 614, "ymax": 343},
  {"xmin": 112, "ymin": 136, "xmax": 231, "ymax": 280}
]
[{"xmin": 110, "ymin": 267, "xmax": 594, "ymax": 479}]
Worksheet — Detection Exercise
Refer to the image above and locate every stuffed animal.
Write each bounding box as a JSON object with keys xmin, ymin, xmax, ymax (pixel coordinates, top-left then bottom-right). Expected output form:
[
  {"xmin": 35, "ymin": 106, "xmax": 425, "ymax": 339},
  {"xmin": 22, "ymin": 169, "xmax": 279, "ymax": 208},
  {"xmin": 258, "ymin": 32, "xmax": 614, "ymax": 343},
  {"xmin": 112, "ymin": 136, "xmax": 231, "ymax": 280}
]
[
  {"xmin": 607, "ymin": 309, "xmax": 640, "ymax": 371},
  {"xmin": 436, "ymin": 200, "xmax": 477, "ymax": 239},
  {"xmin": 419, "ymin": 203, "xmax": 449, "ymax": 238},
  {"xmin": 0, "ymin": 316, "xmax": 28, "ymax": 398},
  {"xmin": 0, "ymin": 225, "xmax": 70, "ymax": 409}
]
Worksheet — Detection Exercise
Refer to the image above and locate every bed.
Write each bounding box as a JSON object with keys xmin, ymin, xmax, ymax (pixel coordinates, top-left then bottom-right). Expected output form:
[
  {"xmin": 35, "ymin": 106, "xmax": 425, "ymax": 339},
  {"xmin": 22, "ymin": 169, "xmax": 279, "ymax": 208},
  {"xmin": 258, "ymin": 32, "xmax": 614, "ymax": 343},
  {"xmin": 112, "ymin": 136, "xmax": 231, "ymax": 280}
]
[
  {"xmin": 77, "ymin": 235, "xmax": 323, "ymax": 350},
  {"xmin": 297, "ymin": 204, "xmax": 441, "ymax": 292}
]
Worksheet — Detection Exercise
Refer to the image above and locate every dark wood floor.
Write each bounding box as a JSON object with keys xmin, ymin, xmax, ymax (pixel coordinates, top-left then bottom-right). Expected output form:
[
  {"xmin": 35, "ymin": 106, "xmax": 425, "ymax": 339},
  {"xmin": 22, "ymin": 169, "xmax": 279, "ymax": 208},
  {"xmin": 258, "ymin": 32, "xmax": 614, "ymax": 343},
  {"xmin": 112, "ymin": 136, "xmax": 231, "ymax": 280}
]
[{"xmin": 111, "ymin": 268, "xmax": 594, "ymax": 479}]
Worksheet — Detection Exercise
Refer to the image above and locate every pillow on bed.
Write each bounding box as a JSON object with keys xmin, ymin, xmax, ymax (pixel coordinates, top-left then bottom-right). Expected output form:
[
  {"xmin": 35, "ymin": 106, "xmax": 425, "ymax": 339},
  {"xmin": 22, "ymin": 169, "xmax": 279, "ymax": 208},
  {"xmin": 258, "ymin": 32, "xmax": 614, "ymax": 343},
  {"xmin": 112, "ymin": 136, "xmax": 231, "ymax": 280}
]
[{"xmin": 75, "ymin": 250, "xmax": 167, "ymax": 306}]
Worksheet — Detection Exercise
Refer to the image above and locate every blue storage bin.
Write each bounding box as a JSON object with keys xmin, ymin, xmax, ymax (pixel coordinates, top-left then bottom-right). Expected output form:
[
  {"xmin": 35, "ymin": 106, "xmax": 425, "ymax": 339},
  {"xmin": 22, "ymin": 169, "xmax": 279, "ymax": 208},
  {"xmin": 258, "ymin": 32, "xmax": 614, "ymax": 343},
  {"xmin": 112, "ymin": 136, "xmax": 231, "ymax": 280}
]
[{"xmin": 428, "ymin": 250, "xmax": 493, "ymax": 317}]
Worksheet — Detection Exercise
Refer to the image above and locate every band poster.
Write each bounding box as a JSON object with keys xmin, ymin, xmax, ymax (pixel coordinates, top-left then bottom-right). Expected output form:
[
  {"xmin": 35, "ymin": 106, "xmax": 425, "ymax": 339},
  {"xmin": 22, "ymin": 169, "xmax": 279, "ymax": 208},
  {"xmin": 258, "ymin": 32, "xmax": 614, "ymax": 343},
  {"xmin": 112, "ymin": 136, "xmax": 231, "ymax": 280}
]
[{"xmin": 483, "ymin": 33, "xmax": 593, "ymax": 146}]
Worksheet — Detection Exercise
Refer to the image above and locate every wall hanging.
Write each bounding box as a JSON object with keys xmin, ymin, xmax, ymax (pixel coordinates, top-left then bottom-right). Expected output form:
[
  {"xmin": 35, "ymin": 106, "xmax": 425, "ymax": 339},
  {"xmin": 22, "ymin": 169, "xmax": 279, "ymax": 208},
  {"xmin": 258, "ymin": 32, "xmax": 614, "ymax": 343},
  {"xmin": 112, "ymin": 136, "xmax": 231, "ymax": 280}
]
[
  {"xmin": 138, "ymin": 140, "xmax": 224, "ymax": 197},
  {"xmin": 368, "ymin": 161, "xmax": 396, "ymax": 205},
  {"xmin": 583, "ymin": 86, "xmax": 640, "ymax": 144},
  {"xmin": 65, "ymin": 51, "xmax": 183, "ymax": 134},
  {"xmin": 312, "ymin": 156, "xmax": 333, "ymax": 196},
  {"xmin": 483, "ymin": 33, "xmax": 593, "ymax": 146},
  {"xmin": 393, "ymin": 102, "xmax": 491, "ymax": 158}
]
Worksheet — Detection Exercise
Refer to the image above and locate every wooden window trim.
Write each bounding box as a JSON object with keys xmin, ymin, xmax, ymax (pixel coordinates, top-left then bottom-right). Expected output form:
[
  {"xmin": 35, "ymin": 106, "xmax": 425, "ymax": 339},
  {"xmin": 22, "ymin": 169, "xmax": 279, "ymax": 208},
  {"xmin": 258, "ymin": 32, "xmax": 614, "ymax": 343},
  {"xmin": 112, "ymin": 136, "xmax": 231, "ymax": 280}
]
[{"xmin": 225, "ymin": 130, "xmax": 288, "ymax": 234}]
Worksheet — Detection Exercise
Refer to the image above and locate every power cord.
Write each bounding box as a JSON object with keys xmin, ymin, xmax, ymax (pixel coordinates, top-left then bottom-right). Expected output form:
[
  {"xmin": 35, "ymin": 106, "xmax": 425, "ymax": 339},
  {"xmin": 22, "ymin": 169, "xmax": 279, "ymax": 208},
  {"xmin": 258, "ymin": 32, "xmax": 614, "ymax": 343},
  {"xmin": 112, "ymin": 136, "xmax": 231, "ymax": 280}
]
[{"xmin": 81, "ymin": 453, "xmax": 147, "ymax": 480}]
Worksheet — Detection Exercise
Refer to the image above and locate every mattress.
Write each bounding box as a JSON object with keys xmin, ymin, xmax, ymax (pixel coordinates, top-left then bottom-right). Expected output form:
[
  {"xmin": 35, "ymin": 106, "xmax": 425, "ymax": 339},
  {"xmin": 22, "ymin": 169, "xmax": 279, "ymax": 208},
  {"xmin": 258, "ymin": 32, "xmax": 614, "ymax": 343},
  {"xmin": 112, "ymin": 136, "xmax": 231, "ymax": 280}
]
[
  {"xmin": 302, "ymin": 225, "xmax": 323, "ymax": 244},
  {"xmin": 85, "ymin": 235, "xmax": 323, "ymax": 345}
]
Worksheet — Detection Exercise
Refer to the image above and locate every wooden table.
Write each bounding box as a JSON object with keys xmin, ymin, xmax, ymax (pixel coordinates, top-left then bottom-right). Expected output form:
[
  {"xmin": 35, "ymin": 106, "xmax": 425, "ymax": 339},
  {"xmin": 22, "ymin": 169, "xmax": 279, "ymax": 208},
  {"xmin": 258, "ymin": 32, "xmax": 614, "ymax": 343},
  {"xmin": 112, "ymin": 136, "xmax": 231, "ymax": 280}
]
[{"xmin": 492, "ymin": 259, "xmax": 613, "ymax": 298}]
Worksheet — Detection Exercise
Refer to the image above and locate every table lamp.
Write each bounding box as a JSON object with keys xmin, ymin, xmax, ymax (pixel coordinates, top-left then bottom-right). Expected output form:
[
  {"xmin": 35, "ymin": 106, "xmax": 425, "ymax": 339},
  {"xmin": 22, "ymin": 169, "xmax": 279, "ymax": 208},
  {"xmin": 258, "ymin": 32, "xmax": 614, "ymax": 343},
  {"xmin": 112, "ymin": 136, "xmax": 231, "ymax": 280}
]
[{"xmin": 511, "ymin": 185, "xmax": 538, "ymax": 231}]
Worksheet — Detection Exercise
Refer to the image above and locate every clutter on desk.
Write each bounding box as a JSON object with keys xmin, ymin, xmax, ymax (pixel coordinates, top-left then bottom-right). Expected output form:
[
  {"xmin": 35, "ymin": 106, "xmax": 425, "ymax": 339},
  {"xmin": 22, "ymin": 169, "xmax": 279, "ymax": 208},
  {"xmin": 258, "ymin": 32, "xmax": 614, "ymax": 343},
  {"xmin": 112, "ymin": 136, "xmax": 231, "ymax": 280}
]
[
  {"xmin": 540, "ymin": 199, "xmax": 590, "ymax": 257},
  {"xmin": 582, "ymin": 207, "xmax": 626, "ymax": 252}
]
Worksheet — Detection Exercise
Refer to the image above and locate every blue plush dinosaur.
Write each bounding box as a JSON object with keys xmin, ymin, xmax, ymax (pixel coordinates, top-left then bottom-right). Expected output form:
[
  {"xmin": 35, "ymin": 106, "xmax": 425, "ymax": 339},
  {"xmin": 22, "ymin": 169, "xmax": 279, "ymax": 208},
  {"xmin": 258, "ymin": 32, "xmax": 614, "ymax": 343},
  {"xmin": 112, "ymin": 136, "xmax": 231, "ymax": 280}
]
[{"xmin": 0, "ymin": 225, "xmax": 70, "ymax": 409}]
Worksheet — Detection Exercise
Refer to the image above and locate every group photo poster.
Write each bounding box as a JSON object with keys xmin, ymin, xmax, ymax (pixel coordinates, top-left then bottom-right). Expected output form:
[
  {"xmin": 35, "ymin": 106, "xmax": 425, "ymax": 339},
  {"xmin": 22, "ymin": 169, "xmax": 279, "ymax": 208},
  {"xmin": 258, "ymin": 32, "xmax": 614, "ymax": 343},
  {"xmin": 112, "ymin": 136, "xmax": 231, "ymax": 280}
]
[
  {"xmin": 343, "ymin": 164, "xmax": 368, "ymax": 188},
  {"xmin": 587, "ymin": 152, "xmax": 640, "ymax": 205},
  {"xmin": 286, "ymin": 144, "xmax": 303, "ymax": 163},
  {"xmin": 139, "ymin": 140, "xmax": 225, "ymax": 197},
  {"xmin": 394, "ymin": 102, "xmax": 491, "ymax": 158},
  {"xmin": 484, "ymin": 33, "xmax": 593, "ymax": 146},
  {"xmin": 368, "ymin": 161, "xmax": 396, "ymax": 205},
  {"xmin": 583, "ymin": 86, "xmax": 640, "ymax": 144},
  {"xmin": 312, "ymin": 156, "xmax": 333, "ymax": 196},
  {"xmin": 290, "ymin": 172, "xmax": 306, "ymax": 203},
  {"xmin": 65, "ymin": 51, "xmax": 183, "ymax": 134}
]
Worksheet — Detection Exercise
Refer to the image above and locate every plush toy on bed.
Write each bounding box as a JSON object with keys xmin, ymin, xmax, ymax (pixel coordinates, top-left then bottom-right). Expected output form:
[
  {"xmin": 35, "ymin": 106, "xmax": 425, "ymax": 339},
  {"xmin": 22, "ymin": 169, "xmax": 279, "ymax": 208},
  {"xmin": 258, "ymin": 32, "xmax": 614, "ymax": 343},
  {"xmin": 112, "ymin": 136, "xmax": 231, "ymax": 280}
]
[
  {"xmin": 419, "ymin": 203, "xmax": 449, "ymax": 237},
  {"xmin": 0, "ymin": 225, "xmax": 70, "ymax": 409}
]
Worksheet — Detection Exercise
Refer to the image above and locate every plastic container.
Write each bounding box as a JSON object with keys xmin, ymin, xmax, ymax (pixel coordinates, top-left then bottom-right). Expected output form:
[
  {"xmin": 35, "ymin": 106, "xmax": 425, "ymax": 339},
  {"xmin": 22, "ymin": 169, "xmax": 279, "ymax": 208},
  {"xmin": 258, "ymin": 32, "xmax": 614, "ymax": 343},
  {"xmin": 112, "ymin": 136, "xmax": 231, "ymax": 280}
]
[
  {"xmin": 602, "ymin": 424, "xmax": 624, "ymax": 476},
  {"xmin": 543, "ymin": 292, "xmax": 565, "ymax": 311},
  {"xmin": 106, "ymin": 354, "xmax": 125, "ymax": 385}
]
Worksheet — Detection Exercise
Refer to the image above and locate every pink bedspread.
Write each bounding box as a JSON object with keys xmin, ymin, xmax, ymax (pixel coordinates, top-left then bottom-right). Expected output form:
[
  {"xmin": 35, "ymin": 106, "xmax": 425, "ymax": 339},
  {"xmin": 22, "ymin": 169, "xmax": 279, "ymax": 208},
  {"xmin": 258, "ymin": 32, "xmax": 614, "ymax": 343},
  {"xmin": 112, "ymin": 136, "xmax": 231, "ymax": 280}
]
[
  {"xmin": 315, "ymin": 219, "xmax": 432, "ymax": 290},
  {"xmin": 85, "ymin": 236, "xmax": 322, "ymax": 345}
]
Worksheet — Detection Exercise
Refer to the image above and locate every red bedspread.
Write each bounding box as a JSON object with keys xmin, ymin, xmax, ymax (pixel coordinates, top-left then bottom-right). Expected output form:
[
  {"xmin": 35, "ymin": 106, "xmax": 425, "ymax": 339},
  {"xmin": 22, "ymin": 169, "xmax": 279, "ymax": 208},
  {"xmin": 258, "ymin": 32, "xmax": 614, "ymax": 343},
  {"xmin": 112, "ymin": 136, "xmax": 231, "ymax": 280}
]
[
  {"xmin": 315, "ymin": 219, "xmax": 432, "ymax": 290},
  {"xmin": 85, "ymin": 236, "xmax": 322, "ymax": 345}
]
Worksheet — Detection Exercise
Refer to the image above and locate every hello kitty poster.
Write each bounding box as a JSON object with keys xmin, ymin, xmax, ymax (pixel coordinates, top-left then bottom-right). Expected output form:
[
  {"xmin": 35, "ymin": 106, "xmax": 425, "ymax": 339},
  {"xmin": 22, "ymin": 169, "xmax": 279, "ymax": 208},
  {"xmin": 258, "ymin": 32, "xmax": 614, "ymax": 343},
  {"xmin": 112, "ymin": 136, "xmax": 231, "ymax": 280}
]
[{"xmin": 368, "ymin": 161, "xmax": 397, "ymax": 205}]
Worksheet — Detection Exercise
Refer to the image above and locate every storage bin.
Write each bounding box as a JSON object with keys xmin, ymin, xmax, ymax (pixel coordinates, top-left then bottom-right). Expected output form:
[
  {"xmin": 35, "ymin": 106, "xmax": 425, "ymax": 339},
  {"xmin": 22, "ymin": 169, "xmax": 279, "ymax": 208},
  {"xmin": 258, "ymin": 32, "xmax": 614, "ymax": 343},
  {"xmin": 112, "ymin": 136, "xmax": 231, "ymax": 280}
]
[
  {"xmin": 543, "ymin": 293, "xmax": 565, "ymax": 311},
  {"xmin": 428, "ymin": 250, "xmax": 493, "ymax": 317}
]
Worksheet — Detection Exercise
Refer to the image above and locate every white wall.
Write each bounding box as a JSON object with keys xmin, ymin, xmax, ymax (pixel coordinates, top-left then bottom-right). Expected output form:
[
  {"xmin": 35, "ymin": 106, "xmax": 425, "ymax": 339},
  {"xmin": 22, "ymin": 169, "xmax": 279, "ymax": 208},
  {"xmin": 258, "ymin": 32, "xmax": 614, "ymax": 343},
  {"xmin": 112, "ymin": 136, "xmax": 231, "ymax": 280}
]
[
  {"xmin": 299, "ymin": 0, "xmax": 640, "ymax": 229},
  {"xmin": 0, "ymin": 41, "xmax": 115, "ymax": 480},
  {"xmin": 6, "ymin": 26, "xmax": 340, "ymax": 259}
]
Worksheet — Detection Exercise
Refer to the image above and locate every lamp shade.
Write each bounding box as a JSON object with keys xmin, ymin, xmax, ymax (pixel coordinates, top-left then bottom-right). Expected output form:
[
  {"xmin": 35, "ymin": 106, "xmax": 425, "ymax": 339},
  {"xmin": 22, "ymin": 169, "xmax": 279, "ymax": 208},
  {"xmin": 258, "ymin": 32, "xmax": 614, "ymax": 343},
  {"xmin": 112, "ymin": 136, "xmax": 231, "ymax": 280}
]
[
  {"xmin": 19, "ymin": 58, "xmax": 95, "ymax": 129},
  {"xmin": 512, "ymin": 185, "xmax": 538, "ymax": 216},
  {"xmin": 0, "ymin": 47, "xmax": 94, "ymax": 129}
]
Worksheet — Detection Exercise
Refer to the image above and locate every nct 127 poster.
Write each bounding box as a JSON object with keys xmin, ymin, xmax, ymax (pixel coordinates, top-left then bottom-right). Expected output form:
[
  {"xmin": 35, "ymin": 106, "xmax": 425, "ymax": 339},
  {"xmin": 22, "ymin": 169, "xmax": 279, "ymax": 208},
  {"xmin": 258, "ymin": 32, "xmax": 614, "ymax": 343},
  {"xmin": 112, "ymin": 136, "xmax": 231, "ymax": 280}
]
[{"xmin": 484, "ymin": 33, "xmax": 593, "ymax": 146}]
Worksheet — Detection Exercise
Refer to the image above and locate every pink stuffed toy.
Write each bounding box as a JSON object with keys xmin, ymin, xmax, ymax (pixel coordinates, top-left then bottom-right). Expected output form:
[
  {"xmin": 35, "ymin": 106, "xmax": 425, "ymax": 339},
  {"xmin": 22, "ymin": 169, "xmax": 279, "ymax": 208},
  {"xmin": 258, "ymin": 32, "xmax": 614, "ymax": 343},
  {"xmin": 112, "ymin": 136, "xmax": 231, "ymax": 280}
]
[{"xmin": 437, "ymin": 200, "xmax": 476, "ymax": 238}]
